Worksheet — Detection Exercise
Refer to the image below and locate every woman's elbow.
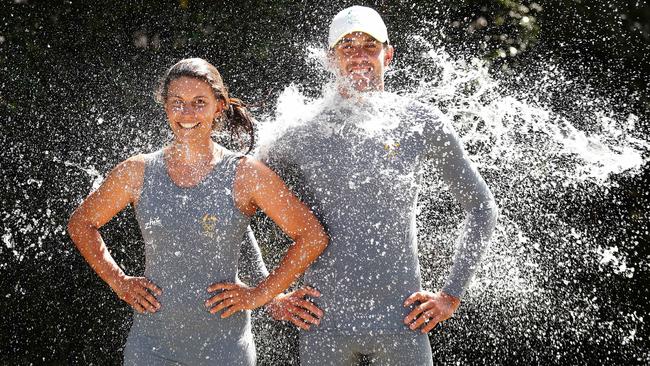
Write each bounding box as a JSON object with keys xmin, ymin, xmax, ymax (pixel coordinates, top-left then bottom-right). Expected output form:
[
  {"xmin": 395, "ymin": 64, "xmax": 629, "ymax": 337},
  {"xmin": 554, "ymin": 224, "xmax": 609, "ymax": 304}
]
[
  {"xmin": 67, "ymin": 210, "xmax": 81, "ymax": 238},
  {"xmin": 305, "ymin": 224, "xmax": 329, "ymax": 256},
  {"xmin": 313, "ymin": 228, "xmax": 329, "ymax": 252},
  {"xmin": 67, "ymin": 209, "xmax": 93, "ymax": 242}
]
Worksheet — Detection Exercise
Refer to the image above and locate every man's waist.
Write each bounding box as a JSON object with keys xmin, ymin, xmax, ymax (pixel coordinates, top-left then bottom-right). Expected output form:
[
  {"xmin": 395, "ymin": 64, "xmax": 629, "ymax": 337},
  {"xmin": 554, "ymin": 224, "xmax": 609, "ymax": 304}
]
[{"xmin": 307, "ymin": 304, "xmax": 415, "ymax": 334}]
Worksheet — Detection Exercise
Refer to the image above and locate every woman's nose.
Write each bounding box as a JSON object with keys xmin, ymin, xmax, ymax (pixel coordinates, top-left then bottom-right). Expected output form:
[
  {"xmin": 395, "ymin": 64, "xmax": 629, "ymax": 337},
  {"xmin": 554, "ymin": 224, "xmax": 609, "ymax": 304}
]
[{"xmin": 180, "ymin": 104, "xmax": 195, "ymax": 115}]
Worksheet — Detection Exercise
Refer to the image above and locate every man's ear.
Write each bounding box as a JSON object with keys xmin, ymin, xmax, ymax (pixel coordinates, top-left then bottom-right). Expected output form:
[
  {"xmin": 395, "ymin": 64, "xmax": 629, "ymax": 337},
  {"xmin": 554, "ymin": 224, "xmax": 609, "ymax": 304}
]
[
  {"xmin": 384, "ymin": 45, "xmax": 394, "ymax": 67},
  {"xmin": 326, "ymin": 49, "xmax": 340, "ymax": 73}
]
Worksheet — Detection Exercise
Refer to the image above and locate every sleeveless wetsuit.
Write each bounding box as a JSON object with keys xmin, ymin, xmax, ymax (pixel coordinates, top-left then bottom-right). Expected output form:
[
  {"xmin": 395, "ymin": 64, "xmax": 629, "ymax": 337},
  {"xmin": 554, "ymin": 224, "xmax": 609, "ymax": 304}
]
[
  {"xmin": 260, "ymin": 93, "xmax": 498, "ymax": 365},
  {"xmin": 123, "ymin": 149, "xmax": 256, "ymax": 366}
]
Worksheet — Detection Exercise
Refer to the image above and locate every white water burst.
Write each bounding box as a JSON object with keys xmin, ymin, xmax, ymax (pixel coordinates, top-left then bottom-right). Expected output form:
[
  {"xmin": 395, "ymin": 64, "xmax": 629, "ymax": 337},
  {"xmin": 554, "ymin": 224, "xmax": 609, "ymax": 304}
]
[{"xmin": 253, "ymin": 37, "xmax": 649, "ymax": 362}]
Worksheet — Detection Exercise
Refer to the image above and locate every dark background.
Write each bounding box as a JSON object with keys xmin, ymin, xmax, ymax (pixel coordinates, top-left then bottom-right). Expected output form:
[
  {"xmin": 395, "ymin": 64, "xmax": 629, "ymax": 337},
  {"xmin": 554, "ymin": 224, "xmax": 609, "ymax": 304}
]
[{"xmin": 1, "ymin": 0, "xmax": 649, "ymax": 364}]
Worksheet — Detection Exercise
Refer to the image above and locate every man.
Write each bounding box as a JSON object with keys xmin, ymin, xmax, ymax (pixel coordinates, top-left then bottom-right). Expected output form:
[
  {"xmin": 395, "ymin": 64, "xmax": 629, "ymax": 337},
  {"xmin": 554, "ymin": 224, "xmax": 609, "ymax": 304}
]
[{"xmin": 262, "ymin": 6, "xmax": 498, "ymax": 365}]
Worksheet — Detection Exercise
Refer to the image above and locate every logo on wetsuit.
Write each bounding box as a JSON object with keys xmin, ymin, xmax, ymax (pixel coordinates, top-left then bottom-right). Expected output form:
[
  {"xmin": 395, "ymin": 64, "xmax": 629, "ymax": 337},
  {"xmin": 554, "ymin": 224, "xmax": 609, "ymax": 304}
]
[
  {"xmin": 384, "ymin": 141, "xmax": 400, "ymax": 159},
  {"xmin": 200, "ymin": 214, "xmax": 218, "ymax": 238}
]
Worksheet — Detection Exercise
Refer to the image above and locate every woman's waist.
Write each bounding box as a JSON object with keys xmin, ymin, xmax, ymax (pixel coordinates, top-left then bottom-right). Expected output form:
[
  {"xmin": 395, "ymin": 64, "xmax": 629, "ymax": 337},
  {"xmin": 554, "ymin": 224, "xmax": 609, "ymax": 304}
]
[
  {"xmin": 143, "ymin": 265, "xmax": 237, "ymax": 291},
  {"xmin": 140, "ymin": 272, "xmax": 239, "ymax": 311},
  {"xmin": 131, "ymin": 304, "xmax": 251, "ymax": 337}
]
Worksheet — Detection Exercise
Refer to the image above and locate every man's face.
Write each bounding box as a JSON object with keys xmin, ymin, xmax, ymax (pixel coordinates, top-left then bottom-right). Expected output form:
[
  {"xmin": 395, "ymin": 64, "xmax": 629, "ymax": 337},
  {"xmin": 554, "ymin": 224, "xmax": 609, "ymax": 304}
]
[{"xmin": 330, "ymin": 32, "xmax": 394, "ymax": 92}]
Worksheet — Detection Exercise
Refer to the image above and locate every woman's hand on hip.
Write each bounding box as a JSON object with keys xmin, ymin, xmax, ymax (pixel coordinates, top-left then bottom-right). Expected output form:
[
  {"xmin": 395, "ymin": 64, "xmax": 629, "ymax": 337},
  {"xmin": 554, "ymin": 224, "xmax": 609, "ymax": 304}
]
[{"xmin": 112, "ymin": 275, "xmax": 162, "ymax": 314}]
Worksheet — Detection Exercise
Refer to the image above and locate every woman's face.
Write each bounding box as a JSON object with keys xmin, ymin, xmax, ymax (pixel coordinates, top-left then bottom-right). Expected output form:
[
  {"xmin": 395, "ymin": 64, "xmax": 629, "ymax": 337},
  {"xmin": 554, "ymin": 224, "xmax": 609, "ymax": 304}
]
[{"xmin": 164, "ymin": 76, "xmax": 225, "ymax": 143}]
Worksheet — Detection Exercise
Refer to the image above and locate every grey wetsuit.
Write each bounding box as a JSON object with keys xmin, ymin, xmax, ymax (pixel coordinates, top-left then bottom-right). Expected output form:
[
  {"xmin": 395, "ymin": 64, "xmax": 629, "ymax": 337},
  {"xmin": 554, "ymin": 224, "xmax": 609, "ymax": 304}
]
[
  {"xmin": 123, "ymin": 149, "xmax": 258, "ymax": 366},
  {"xmin": 260, "ymin": 93, "xmax": 498, "ymax": 365}
]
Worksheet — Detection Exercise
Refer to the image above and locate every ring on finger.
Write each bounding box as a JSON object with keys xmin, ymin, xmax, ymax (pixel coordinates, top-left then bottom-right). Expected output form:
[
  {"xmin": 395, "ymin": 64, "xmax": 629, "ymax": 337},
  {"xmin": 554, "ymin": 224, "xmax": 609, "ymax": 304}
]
[{"xmin": 424, "ymin": 310, "xmax": 436, "ymax": 319}]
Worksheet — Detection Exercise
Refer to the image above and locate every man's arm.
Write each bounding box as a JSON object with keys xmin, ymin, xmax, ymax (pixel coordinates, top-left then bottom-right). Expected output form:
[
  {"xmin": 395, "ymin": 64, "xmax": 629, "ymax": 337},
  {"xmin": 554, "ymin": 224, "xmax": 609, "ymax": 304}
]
[
  {"xmin": 432, "ymin": 120, "xmax": 498, "ymax": 297},
  {"xmin": 405, "ymin": 112, "xmax": 498, "ymax": 333},
  {"xmin": 205, "ymin": 158, "xmax": 329, "ymax": 316}
]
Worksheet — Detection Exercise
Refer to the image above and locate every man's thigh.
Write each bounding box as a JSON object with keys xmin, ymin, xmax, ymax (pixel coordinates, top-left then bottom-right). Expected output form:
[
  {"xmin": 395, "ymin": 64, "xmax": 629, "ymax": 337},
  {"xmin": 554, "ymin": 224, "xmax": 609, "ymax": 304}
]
[
  {"xmin": 299, "ymin": 332, "xmax": 360, "ymax": 366},
  {"xmin": 366, "ymin": 333, "xmax": 433, "ymax": 366},
  {"xmin": 299, "ymin": 332, "xmax": 433, "ymax": 366}
]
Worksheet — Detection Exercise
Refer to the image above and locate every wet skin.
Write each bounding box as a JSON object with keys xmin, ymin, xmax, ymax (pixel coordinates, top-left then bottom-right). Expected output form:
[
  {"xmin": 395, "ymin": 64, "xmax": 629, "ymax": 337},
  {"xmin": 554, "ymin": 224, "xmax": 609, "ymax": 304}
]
[{"xmin": 164, "ymin": 76, "xmax": 226, "ymax": 146}]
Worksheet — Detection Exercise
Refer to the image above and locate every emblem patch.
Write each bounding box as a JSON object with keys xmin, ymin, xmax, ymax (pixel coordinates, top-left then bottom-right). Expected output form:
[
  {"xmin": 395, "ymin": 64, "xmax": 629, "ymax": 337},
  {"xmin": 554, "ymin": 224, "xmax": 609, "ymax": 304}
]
[
  {"xmin": 201, "ymin": 214, "xmax": 218, "ymax": 238},
  {"xmin": 384, "ymin": 141, "xmax": 401, "ymax": 159}
]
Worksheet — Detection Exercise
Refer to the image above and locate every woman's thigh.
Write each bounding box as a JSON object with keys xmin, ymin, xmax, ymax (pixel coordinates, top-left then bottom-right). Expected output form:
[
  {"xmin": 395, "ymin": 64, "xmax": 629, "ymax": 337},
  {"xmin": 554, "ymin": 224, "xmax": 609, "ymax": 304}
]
[{"xmin": 123, "ymin": 332, "xmax": 256, "ymax": 366}]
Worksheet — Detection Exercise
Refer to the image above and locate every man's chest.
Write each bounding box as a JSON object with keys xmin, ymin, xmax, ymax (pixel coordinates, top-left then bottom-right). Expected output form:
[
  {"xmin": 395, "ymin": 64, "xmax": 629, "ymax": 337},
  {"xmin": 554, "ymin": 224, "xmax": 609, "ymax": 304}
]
[{"xmin": 294, "ymin": 128, "xmax": 425, "ymax": 193}]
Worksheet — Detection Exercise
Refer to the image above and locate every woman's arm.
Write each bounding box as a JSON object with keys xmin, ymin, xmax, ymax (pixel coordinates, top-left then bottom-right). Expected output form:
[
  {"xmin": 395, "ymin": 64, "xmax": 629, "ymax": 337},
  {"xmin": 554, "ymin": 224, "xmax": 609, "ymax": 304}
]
[
  {"xmin": 205, "ymin": 157, "xmax": 329, "ymax": 317},
  {"xmin": 67, "ymin": 155, "xmax": 162, "ymax": 313}
]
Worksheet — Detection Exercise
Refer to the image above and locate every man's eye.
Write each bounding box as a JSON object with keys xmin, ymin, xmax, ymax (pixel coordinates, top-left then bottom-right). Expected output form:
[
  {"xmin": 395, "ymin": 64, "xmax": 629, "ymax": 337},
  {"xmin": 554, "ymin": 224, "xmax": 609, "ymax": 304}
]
[{"xmin": 195, "ymin": 100, "xmax": 206, "ymax": 106}]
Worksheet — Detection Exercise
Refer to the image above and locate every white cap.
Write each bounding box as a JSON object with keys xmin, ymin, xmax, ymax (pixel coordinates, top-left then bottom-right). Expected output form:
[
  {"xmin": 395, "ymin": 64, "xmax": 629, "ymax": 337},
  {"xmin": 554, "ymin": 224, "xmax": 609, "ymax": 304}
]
[{"xmin": 328, "ymin": 6, "xmax": 389, "ymax": 48}]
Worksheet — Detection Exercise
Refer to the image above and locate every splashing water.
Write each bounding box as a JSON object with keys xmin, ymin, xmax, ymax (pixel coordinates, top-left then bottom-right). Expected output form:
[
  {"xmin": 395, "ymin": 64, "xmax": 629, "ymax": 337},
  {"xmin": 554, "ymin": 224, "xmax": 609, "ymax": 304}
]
[
  {"xmin": 254, "ymin": 37, "xmax": 649, "ymax": 363},
  {"xmin": 3, "ymin": 18, "xmax": 648, "ymax": 366}
]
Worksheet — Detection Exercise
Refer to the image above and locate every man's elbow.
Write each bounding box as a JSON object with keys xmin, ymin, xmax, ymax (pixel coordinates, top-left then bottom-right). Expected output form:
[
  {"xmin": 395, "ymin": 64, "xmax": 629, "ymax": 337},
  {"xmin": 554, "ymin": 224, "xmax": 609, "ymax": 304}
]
[
  {"xmin": 488, "ymin": 200, "xmax": 499, "ymax": 224},
  {"xmin": 466, "ymin": 197, "xmax": 499, "ymax": 230}
]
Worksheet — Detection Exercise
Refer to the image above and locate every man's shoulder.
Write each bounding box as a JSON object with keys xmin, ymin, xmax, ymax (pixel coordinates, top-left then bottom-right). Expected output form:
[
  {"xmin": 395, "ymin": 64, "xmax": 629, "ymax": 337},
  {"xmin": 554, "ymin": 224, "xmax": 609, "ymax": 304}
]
[
  {"xmin": 256, "ymin": 121, "xmax": 314, "ymax": 161},
  {"xmin": 401, "ymin": 97, "xmax": 443, "ymax": 121},
  {"xmin": 384, "ymin": 94, "xmax": 447, "ymax": 136},
  {"xmin": 273, "ymin": 122, "xmax": 314, "ymax": 147}
]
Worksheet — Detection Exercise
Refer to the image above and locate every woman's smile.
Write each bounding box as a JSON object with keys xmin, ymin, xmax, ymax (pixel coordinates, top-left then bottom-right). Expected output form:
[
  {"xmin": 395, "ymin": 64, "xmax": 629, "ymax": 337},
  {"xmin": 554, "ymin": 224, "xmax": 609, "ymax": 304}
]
[{"xmin": 178, "ymin": 121, "xmax": 201, "ymax": 129}]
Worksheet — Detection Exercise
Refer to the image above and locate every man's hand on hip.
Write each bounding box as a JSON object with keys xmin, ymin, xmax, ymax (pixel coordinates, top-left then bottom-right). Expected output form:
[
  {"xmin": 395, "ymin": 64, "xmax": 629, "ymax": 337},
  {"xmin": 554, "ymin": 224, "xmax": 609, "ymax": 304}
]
[
  {"xmin": 266, "ymin": 286, "xmax": 324, "ymax": 330},
  {"xmin": 403, "ymin": 290, "xmax": 461, "ymax": 333}
]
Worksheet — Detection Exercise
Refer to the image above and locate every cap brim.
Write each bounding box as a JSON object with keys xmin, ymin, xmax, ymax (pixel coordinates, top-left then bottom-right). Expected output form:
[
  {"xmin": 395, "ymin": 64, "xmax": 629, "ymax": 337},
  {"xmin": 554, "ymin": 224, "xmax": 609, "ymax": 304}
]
[{"xmin": 329, "ymin": 30, "xmax": 388, "ymax": 48}]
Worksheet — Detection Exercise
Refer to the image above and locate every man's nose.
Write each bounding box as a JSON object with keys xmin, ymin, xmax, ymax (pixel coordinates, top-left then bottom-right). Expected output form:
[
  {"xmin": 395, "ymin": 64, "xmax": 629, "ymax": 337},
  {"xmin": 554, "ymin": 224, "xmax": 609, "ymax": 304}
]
[{"xmin": 353, "ymin": 49, "xmax": 368, "ymax": 59}]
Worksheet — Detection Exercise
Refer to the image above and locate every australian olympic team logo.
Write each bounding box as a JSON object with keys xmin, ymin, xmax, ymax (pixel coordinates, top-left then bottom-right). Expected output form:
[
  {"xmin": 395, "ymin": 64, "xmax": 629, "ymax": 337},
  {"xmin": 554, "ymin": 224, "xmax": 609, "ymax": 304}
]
[
  {"xmin": 384, "ymin": 141, "xmax": 401, "ymax": 159},
  {"xmin": 345, "ymin": 9, "xmax": 360, "ymax": 23},
  {"xmin": 201, "ymin": 214, "xmax": 218, "ymax": 238}
]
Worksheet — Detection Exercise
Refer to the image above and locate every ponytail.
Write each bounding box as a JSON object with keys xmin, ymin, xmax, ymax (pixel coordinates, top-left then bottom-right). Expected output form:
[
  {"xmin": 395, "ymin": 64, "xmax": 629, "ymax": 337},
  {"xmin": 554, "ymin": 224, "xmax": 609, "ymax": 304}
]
[{"xmin": 223, "ymin": 97, "xmax": 255, "ymax": 154}]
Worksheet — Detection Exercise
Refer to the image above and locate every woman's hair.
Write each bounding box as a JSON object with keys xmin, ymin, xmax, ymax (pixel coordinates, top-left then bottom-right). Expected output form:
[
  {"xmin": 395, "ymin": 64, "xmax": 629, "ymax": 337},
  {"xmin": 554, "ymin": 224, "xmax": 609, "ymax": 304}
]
[{"xmin": 156, "ymin": 58, "xmax": 255, "ymax": 153}]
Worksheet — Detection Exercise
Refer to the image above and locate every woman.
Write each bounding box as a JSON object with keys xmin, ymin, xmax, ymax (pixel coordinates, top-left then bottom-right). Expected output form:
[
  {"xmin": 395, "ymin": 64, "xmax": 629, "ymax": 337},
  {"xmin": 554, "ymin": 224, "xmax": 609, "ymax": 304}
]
[{"xmin": 67, "ymin": 58, "xmax": 329, "ymax": 365}]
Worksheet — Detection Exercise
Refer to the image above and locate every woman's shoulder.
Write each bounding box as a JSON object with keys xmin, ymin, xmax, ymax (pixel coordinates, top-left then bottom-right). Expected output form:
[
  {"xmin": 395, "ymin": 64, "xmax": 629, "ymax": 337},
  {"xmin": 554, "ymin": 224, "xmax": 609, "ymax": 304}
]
[
  {"xmin": 234, "ymin": 155, "xmax": 280, "ymax": 182},
  {"xmin": 121, "ymin": 151, "xmax": 158, "ymax": 170},
  {"xmin": 138, "ymin": 149, "xmax": 165, "ymax": 163},
  {"xmin": 111, "ymin": 151, "xmax": 161, "ymax": 184},
  {"xmin": 234, "ymin": 155, "xmax": 264, "ymax": 172}
]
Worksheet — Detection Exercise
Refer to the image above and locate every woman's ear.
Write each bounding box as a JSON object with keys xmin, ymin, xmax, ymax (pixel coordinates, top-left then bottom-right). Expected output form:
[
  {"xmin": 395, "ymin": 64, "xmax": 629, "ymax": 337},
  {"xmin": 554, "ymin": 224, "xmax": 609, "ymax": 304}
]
[{"xmin": 214, "ymin": 98, "xmax": 227, "ymax": 118}]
